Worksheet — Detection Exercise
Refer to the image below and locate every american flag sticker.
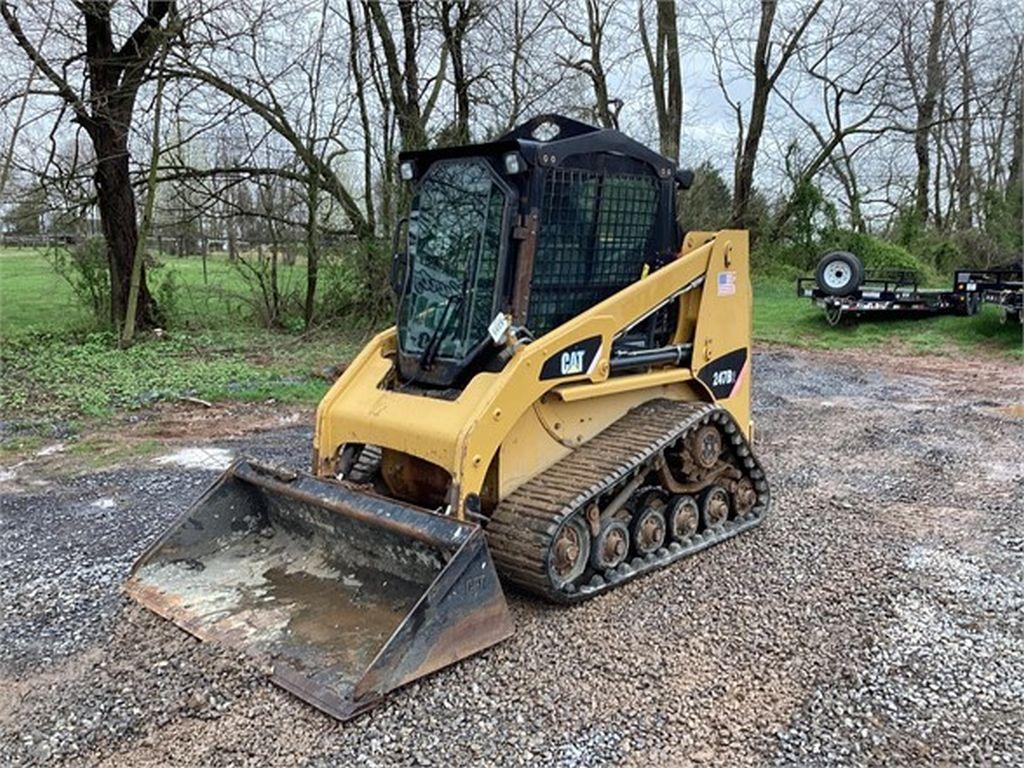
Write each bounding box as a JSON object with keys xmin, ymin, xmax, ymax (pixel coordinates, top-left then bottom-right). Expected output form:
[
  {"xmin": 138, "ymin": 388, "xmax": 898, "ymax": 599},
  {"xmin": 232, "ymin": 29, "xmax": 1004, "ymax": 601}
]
[{"xmin": 717, "ymin": 270, "xmax": 737, "ymax": 296}]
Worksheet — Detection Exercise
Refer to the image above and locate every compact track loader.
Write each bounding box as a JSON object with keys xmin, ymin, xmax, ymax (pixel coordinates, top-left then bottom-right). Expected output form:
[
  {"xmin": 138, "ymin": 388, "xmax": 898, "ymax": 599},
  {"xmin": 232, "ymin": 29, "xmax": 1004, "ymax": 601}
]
[{"xmin": 126, "ymin": 115, "xmax": 770, "ymax": 720}]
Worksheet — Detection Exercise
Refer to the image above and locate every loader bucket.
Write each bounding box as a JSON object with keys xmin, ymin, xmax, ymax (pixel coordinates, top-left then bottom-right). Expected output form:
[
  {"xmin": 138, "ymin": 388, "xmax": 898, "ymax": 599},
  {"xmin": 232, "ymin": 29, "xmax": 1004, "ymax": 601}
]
[{"xmin": 124, "ymin": 459, "xmax": 513, "ymax": 720}]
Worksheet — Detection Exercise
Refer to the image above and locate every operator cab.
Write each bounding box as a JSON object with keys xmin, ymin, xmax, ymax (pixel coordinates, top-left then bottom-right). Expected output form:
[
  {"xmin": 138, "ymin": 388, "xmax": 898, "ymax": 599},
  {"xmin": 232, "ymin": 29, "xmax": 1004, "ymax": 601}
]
[{"xmin": 392, "ymin": 114, "xmax": 689, "ymax": 389}]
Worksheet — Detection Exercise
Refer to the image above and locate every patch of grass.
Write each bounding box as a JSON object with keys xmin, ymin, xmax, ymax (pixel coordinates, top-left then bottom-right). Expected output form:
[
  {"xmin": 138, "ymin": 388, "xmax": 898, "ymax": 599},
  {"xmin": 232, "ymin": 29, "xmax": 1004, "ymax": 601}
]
[
  {"xmin": 0, "ymin": 433, "xmax": 46, "ymax": 458},
  {"xmin": 67, "ymin": 435, "xmax": 164, "ymax": 468},
  {"xmin": 0, "ymin": 328, "xmax": 361, "ymax": 421},
  {"xmin": 0, "ymin": 246, "xmax": 314, "ymax": 336},
  {"xmin": 754, "ymin": 277, "xmax": 1023, "ymax": 356},
  {"xmin": 1, "ymin": 246, "xmax": 367, "ymax": 425},
  {"xmin": 0, "ymin": 247, "xmax": 94, "ymax": 334}
]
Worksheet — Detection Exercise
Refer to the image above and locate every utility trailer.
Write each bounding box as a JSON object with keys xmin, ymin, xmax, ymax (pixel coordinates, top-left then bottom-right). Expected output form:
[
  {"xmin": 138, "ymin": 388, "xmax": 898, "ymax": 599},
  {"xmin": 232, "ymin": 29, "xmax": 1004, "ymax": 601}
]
[
  {"xmin": 952, "ymin": 264, "xmax": 1023, "ymax": 325},
  {"xmin": 797, "ymin": 251, "xmax": 978, "ymax": 326}
]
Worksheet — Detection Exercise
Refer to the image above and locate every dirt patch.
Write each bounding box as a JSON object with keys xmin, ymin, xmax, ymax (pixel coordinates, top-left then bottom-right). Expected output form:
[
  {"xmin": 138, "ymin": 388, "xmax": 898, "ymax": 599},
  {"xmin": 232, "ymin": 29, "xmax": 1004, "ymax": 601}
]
[
  {"xmin": 988, "ymin": 403, "xmax": 1024, "ymax": 419},
  {"xmin": 822, "ymin": 345, "xmax": 1023, "ymax": 400},
  {"xmin": 0, "ymin": 401, "xmax": 312, "ymax": 492}
]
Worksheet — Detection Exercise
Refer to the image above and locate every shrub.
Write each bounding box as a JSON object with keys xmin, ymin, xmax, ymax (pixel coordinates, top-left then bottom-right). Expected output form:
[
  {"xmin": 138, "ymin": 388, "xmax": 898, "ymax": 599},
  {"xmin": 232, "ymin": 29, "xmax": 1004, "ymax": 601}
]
[
  {"xmin": 981, "ymin": 182, "xmax": 1023, "ymax": 260},
  {"xmin": 951, "ymin": 229, "xmax": 1015, "ymax": 270},
  {"xmin": 230, "ymin": 244, "xmax": 303, "ymax": 328},
  {"xmin": 678, "ymin": 162, "xmax": 732, "ymax": 234},
  {"xmin": 153, "ymin": 266, "xmax": 181, "ymax": 325},
  {"xmin": 916, "ymin": 234, "xmax": 963, "ymax": 274},
  {"xmin": 48, "ymin": 236, "xmax": 110, "ymax": 324},
  {"xmin": 316, "ymin": 241, "xmax": 394, "ymax": 328},
  {"xmin": 822, "ymin": 230, "xmax": 938, "ymax": 284},
  {"xmin": 749, "ymin": 240, "xmax": 806, "ymax": 280},
  {"xmin": 784, "ymin": 179, "xmax": 838, "ymax": 256}
]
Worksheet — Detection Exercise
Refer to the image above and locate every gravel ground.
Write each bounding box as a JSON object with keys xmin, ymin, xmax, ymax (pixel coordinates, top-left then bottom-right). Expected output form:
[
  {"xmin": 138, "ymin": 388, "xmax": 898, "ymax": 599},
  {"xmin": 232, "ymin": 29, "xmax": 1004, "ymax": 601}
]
[{"xmin": 1, "ymin": 347, "xmax": 1022, "ymax": 766}]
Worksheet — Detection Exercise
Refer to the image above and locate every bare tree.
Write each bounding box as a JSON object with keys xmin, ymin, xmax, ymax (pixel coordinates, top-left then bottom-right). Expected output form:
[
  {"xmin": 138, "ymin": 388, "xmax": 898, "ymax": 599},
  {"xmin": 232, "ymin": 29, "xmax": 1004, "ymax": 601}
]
[
  {"xmin": 710, "ymin": 0, "xmax": 823, "ymax": 228},
  {"xmin": 474, "ymin": 0, "xmax": 562, "ymax": 135},
  {"xmin": 122, "ymin": 44, "xmax": 169, "ymax": 346},
  {"xmin": 638, "ymin": 0, "xmax": 682, "ymax": 162},
  {"xmin": 366, "ymin": 0, "xmax": 447, "ymax": 151},
  {"xmin": 900, "ymin": 0, "xmax": 948, "ymax": 224},
  {"xmin": 1, "ymin": 0, "xmax": 179, "ymax": 328},
  {"xmin": 437, "ymin": 1, "xmax": 482, "ymax": 144},
  {"xmin": 769, "ymin": 2, "xmax": 899, "ymax": 236},
  {"xmin": 0, "ymin": 3, "xmax": 53, "ymax": 203},
  {"xmin": 976, "ymin": 22, "xmax": 1022, "ymax": 198},
  {"xmin": 550, "ymin": 0, "xmax": 623, "ymax": 128},
  {"xmin": 172, "ymin": 5, "xmax": 368, "ymax": 241}
]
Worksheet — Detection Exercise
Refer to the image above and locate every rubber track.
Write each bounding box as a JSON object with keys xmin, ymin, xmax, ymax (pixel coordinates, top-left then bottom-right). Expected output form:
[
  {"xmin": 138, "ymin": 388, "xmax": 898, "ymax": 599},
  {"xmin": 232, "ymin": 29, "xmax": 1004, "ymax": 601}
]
[{"xmin": 486, "ymin": 399, "xmax": 770, "ymax": 603}]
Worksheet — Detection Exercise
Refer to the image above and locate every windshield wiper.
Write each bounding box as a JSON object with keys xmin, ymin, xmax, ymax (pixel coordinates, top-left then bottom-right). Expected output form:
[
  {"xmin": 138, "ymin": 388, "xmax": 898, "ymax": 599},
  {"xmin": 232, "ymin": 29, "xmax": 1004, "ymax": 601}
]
[
  {"xmin": 419, "ymin": 292, "xmax": 464, "ymax": 369},
  {"xmin": 417, "ymin": 233, "xmax": 479, "ymax": 371}
]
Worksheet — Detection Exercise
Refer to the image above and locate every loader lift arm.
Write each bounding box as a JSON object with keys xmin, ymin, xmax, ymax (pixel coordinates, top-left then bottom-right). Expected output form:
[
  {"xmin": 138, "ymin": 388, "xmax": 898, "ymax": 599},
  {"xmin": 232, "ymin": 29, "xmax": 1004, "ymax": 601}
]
[{"xmin": 314, "ymin": 229, "xmax": 752, "ymax": 518}]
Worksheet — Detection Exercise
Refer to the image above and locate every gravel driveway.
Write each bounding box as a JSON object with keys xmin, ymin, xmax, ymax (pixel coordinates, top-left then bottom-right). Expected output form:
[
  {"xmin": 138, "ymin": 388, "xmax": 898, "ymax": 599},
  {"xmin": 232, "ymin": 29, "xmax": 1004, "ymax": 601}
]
[{"xmin": 1, "ymin": 347, "xmax": 1022, "ymax": 766}]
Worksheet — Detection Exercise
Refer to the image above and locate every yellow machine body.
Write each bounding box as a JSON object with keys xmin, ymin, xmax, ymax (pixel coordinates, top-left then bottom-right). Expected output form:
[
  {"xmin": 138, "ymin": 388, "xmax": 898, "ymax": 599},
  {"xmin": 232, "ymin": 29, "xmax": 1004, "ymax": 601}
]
[
  {"xmin": 126, "ymin": 116, "xmax": 768, "ymax": 723},
  {"xmin": 314, "ymin": 230, "xmax": 753, "ymax": 518}
]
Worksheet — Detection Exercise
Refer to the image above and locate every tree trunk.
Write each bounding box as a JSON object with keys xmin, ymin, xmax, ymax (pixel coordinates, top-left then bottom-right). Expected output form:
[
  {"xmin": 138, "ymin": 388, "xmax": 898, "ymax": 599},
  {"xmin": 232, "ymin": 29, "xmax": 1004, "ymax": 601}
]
[
  {"xmin": 639, "ymin": 0, "xmax": 683, "ymax": 162},
  {"xmin": 914, "ymin": 0, "xmax": 946, "ymax": 224},
  {"xmin": 440, "ymin": 2, "xmax": 473, "ymax": 144},
  {"xmin": 367, "ymin": 0, "xmax": 431, "ymax": 151},
  {"xmin": 1008, "ymin": 86, "xmax": 1023, "ymax": 193},
  {"xmin": 270, "ymin": 243, "xmax": 280, "ymax": 323},
  {"xmin": 954, "ymin": 12, "xmax": 973, "ymax": 229},
  {"xmin": 730, "ymin": 1, "xmax": 776, "ymax": 228},
  {"xmin": 348, "ymin": 0, "xmax": 376, "ymax": 235},
  {"xmin": 846, "ymin": 170, "xmax": 866, "ymax": 234},
  {"xmin": 581, "ymin": 0, "xmax": 616, "ymax": 129},
  {"xmin": 199, "ymin": 217, "xmax": 208, "ymax": 284},
  {"xmin": 956, "ymin": 93, "xmax": 973, "ymax": 229},
  {"xmin": 657, "ymin": 1, "xmax": 682, "ymax": 162},
  {"xmin": 304, "ymin": 175, "xmax": 319, "ymax": 330},
  {"xmin": 664, "ymin": 7, "xmax": 682, "ymax": 161},
  {"xmin": 94, "ymin": 129, "xmax": 155, "ymax": 329},
  {"xmin": 122, "ymin": 55, "xmax": 167, "ymax": 347}
]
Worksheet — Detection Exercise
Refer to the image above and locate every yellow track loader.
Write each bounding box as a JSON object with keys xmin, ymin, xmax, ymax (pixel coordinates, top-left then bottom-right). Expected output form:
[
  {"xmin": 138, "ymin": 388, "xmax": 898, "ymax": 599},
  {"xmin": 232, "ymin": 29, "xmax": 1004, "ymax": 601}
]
[{"xmin": 126, "ymin": 115, "xmax": 769, "ymax": 720}]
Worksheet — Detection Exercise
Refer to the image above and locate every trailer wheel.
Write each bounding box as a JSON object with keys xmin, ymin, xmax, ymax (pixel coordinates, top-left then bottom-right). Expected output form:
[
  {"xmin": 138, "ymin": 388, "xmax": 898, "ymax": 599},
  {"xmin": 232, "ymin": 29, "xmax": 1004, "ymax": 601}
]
[
  {"xmin": 964, "ymin": 292, "xmax": 982, "ymax": 316},
  {"xmin": 814, "ymin": 251, "xmax": 863, "ymax": 297}
]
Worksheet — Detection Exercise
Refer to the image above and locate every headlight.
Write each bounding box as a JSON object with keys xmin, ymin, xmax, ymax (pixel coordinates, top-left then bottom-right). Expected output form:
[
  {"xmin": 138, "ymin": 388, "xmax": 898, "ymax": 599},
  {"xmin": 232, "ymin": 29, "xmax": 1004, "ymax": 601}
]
[
  {"xmin": 399, "ymin": 161, "xmax": 415, "ymax": 181},
  {"xmin": 503, "ymin": 152, "xmax": 524, "ymax": 174}
]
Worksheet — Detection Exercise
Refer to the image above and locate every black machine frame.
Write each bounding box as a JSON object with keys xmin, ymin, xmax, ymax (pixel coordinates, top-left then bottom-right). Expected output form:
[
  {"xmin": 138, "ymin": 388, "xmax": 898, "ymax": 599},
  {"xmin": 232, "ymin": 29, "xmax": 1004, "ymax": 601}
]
[{"xmin": 394, "ymin": 114, "xmax": 688, "ymax": 387}]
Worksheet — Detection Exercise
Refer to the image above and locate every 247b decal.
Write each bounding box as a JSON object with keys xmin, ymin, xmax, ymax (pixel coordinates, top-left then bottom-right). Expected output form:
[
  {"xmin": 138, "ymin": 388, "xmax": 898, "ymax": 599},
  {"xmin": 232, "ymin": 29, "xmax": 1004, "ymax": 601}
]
[{"xmin": 697, "ymin": 348, "xmax": 748, "ymax": 399}]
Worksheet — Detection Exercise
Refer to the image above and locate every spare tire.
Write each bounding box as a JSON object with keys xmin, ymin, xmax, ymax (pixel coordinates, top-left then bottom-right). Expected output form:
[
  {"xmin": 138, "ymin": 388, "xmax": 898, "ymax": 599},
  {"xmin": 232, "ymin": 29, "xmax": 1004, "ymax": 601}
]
[{"xmin": 814, "ymin": 251, "xmax": 863, "ymax": 296}]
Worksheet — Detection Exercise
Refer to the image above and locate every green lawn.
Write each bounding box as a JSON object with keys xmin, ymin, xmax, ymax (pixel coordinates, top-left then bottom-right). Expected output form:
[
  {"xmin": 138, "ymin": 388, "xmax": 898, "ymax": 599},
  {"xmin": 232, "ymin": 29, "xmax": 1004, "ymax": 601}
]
[
  {"xmin": 0, "ymin": 328, "xmax": 357, "ymax": 421},
  {"xmin": 0, "ymin": 247, "xmax": 93, "ymax": 333},
  {"xmin": 0, "ymin": 246, "xmax": 312, "ymax": 335},
  {"xmin": 0, "ymin": 247, "xmax": 357, "ymax": 427}
]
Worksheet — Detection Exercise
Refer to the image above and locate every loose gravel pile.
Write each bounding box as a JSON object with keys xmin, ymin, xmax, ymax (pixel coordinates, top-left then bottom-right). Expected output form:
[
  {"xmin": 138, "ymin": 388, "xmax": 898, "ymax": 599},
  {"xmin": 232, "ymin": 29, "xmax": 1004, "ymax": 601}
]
[{"xmin": 1, "ymin": 348, "xmax": 1021, "ymax": 766}]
